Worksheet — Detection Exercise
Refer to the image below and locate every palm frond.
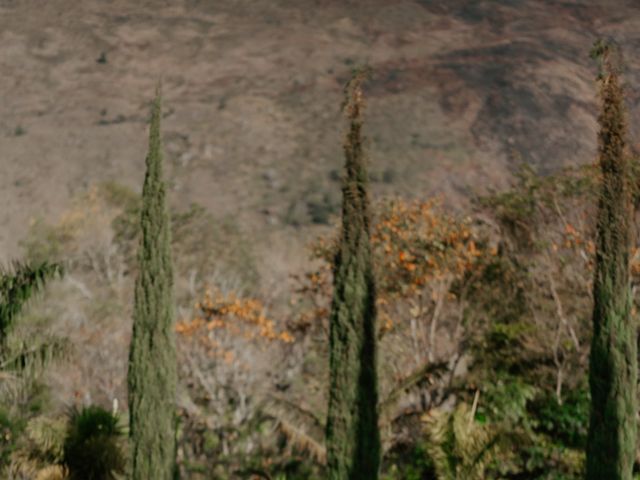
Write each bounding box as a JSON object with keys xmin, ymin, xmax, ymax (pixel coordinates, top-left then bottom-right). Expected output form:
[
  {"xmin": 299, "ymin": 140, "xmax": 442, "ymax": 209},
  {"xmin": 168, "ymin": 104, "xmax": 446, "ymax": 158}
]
[
  {"xmin": 380, "ymin": 360, "xmax": 449, "ymax": 416},
  {"xmin": 0, "ymin": 261, "xmax": 63, "ymax": 342},
  {"xmin": 262, "ymin": 395, "xmax": 326, "ymax": 465},
  {"xmin": 274, "ymin": 416, "xmax": 326, "ymax": 465},
  {"xmin": 265, "ymin": 393, "xmax": 324, "ymax": 431},
  {"xmin": 1, "ymin": 334, "xmax": 72, "ymax": 377}
]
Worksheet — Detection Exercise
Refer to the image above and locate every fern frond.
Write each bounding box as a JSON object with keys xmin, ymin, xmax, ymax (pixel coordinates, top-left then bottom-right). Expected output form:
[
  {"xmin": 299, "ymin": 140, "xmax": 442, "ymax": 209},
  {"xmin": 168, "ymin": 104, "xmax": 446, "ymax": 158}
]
[
  {"xmin": 25, "ymin": 416, "xmax": 67, "ymax": 462},
  {"xmin": 424, "ymin": 402, "xmax": 501, "ymax": 480},
  {"xmin": 9, "ymin": 415, "xmax": 67, "ymax": 477}
]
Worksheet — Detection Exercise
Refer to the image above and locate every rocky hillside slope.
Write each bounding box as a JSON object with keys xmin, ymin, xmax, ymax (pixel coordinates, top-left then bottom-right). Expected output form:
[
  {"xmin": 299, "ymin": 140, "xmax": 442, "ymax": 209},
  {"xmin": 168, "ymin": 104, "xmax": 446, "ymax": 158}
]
[{"xmin": 1, "ymin": 0, "xmax": 639, "ymax": 280}]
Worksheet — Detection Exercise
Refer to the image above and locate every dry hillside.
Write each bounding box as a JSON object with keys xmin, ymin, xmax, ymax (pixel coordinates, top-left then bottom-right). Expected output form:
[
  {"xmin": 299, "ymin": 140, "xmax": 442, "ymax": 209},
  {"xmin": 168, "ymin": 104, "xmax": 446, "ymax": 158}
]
[{"xmin": 1, "ymin": 0, "xmax": 640, "ymax": 280}]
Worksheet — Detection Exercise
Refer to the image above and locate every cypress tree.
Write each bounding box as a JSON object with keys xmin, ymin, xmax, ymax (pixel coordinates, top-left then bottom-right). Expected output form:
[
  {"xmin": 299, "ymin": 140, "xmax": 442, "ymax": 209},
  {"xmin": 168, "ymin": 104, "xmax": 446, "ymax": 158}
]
[
  {"xmin": 586, "ymin": 41, "xmax": 637, "ymax": 480},
  {"xmin": 326, "ymin": 68, "xmax": 381, "ymax": 480},
  {"xmin": 127, "ymin": 86, "xmax": 178, "ymax": 480}
]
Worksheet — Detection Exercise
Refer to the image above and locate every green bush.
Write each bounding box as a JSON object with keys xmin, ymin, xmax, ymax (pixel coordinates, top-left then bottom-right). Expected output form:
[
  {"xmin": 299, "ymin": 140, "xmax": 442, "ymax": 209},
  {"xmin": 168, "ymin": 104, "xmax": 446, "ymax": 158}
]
[
  {"xmin": 530, "ymin": 388, "xmax": 589, "ymax": 450},
  {"xmin": 382, "ymin": 441, "xmax": 436, "ymax": 480}
]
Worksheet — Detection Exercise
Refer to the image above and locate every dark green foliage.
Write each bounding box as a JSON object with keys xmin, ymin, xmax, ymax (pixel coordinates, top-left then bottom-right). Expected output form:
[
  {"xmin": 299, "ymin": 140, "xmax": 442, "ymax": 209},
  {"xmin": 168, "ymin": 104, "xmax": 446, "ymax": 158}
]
[
  {"xmin": 451, "ymin": 378, "xmax": 587, "ymax": 479},
  {"xmin": 586, "ymin": 41, "xmax": 637, "ymax": 480},
  {"xmin": 463, "ymin": 252, "xmax": 532, "ymax": 377},
  {"xmin": 0, "ymin": 262, "xmax": 62, "ymax": 346},
  {"xmin": 127, "ymin": 87, "xmax": 178, "ymax": 480},
  {"xmin": 532, "ymin": 388, "xmax": 589, "ymax": 450},
  {"xmin": 326, "ymin": 67, "xmax": 381, "ymax": 479},
  {"xmin": 63, "ymin": 405, "xmax": 126, "ymax": 480},
  {"xmin": 382, "ymin": 441, "xmax": 436, "ymax": 480},
  {"xmin": 458, "ymin": 162, "xmax": 601, "ymax": 478}
]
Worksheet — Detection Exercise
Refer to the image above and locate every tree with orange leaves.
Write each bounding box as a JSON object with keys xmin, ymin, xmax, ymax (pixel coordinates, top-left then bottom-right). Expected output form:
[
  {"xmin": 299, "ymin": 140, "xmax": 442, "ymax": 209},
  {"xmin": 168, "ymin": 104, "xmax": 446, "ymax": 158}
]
[
  {"xmin": 288, "ymin": 194, "xmax": 489, "ymax": 468},
  {"xmin": 174, "ymin": 286, "xmax": 296, "ymax": 477}
]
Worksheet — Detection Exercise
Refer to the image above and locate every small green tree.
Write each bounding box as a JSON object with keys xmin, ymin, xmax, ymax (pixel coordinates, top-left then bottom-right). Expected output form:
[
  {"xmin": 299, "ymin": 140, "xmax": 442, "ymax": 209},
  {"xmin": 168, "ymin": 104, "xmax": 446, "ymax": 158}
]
[
  {"xmin": 127, "ymin": 86, "xmax": 178, "ymax": 480},
  {"xmin": 586, "ymin": 41, "xmax": 637, "ymax": 480},
  {"xmin": 325, "ymin": 68, "xmax": 381, "ymax": 479}
]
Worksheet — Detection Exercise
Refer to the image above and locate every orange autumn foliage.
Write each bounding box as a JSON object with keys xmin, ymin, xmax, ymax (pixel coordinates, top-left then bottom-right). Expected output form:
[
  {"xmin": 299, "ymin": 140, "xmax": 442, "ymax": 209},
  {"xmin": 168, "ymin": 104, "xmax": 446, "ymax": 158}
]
[
  {"xmin": 371, "ymin": 198, "xmax": 483, "ymax": 295},
  {"xmin": 176, "ymin": 289, "xmax": 293, "ymax": 359},
  {"xmin": 296, "ymin": 197, "xmax": 490, "ymax": 333}
]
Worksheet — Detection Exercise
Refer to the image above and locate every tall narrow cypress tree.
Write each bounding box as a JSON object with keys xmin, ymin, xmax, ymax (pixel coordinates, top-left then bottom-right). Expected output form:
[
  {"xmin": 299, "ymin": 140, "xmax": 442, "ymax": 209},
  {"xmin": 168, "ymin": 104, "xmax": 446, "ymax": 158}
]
[
  {"xmin": 127, "ymin": 86, "xmax": 178, "ymax": 480},
  {"xmin": 326, "ymin": 68, "xmax": 380, "ymax": 480},
  {"xmin": 586, "ymin": 41, "xmax": 637, "ymax": 480}
]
